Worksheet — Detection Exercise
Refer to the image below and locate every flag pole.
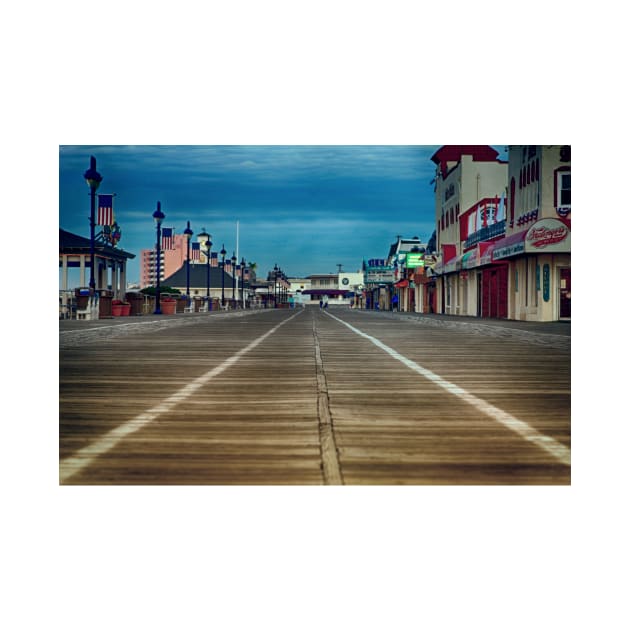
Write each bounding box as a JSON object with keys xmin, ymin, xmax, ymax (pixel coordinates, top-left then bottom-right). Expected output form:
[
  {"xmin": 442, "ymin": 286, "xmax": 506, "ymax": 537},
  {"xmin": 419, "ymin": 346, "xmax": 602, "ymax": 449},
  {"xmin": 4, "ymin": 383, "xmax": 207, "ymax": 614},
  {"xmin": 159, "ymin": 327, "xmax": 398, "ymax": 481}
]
[{"xmin": 236, "ymin": 220, "xmax": 239, "ymax": 306}]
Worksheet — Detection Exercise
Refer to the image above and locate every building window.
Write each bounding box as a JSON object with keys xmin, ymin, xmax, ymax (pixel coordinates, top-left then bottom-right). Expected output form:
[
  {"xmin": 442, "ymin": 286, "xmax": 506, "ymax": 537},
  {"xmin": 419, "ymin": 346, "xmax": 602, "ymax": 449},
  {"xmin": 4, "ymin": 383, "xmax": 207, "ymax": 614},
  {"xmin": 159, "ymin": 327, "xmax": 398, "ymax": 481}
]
[{"xmin": 558, "ymin": 172, "xmax": 571, "ymax": 206}]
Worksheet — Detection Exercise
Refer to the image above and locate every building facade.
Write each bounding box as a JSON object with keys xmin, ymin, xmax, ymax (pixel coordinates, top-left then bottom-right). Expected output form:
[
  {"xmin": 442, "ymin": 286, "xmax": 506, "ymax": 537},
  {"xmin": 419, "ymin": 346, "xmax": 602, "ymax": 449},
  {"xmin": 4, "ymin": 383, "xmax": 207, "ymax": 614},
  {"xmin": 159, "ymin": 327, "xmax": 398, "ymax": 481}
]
[
  {"xmin": 490, "ymin": 145, "xmax": 571, "ymax": 321},
  {"xmin": 427, "ymin": 145, "xmax": 571, "ymax": 322},
  {"xmin": 430, "ymin": 145, "xmax": 508, "ymax": 316},
  {"xmin": 140, "ymin": 232, "xmax": 189, "ymax": 288}
]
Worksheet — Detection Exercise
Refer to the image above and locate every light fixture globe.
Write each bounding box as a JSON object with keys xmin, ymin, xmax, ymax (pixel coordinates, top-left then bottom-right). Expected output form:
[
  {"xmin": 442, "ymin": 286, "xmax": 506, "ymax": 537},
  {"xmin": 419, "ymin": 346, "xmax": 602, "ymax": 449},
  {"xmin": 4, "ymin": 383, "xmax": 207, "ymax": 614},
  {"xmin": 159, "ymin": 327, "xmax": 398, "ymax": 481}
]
[
  {"xmin": 83, "ymin": 156, "xmax": 102, "ymax": 190},
  {"xmin": 153, "ymin": 202, "xmax": 165, "ymax": 225},
  {"xmin": 184, "ymin": 221, "xmax": 193, "ymax": 240}
]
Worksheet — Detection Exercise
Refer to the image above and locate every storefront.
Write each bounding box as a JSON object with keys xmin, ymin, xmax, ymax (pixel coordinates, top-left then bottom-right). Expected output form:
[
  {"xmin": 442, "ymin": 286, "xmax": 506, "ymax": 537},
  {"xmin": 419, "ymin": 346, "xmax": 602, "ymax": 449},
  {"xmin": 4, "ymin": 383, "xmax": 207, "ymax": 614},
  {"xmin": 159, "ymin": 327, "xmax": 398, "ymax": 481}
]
[
  {"xmin": 459, "ymin": 242, "xmax": 509, "ymax": 318},
  {"xmin": 492, "ymin": 217, "xmax": 571, "ymax": 321}
]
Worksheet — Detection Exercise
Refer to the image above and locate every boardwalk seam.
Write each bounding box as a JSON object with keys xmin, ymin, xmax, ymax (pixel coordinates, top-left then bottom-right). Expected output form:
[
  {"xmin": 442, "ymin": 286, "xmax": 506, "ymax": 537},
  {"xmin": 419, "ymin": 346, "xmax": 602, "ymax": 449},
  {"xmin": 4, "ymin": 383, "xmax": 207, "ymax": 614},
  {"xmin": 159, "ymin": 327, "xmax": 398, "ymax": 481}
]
[{"xmin": 312, "ymin": 313, "xmax": 344, "ymax": 485}]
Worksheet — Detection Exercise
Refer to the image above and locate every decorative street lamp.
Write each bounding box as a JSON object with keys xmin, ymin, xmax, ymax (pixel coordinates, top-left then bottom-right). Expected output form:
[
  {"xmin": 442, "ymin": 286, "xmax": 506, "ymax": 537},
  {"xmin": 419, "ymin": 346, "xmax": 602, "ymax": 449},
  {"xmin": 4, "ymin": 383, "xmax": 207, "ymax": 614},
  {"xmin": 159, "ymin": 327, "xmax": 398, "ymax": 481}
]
[
  {"xmin": 273, "ymin": 264, "xmax": 279, "ymax": 307},
  {"xmin": 240, "ymin": 256, "xmax": 247, "ymax": 308},
  {"xmin": 152, "ymin": 201, "xmax": 165, "ymax": 314},
  {"xmin": 220, "ymin": 244, "xmax": 227, "ymax": 306},
  {"xmin": 393, "ymin": 259, "xmax": 398, "ymax": 312},
  {"xmin": 198, "ymin": 228, "xmax": 212, "ymax": 307},
  {"xmin": 83, "ymin": 156, "xmax": 103, "ymax": 295},
  {"xmin": 183, "ymin": 221, "xmax": 193, "ymax": 303},
  {"xmin": 231, "ymin": 252, "xmax": 237, "ymax": 304}
]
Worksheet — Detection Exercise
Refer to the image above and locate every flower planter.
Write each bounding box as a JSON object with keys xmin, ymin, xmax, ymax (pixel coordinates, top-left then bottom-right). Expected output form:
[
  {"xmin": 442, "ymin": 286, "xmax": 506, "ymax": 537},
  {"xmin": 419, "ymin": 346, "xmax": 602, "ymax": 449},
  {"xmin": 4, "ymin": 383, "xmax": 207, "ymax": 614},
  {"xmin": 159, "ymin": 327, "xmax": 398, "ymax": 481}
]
[
  {"xmin": 160, "ymin": 299, "xmax": 177, "ymax": 315},
  {"xmin": 112, "ymin": 303, "xmax": 123, "ymax": 316},
  {"xmin": 120, "ymin": 303, "xmax": 131, "ymax": 316}
]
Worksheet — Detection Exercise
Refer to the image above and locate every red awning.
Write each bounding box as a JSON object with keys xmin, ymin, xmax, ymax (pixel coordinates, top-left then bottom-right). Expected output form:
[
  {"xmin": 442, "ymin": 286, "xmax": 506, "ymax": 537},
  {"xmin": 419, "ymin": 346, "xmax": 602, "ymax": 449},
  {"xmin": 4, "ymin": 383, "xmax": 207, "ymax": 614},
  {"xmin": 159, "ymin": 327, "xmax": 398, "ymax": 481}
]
[
  {"xmin": 394, "ymin": 279, "xmax": 409, "ymax": 288},
  {"xmin": 479, "ymin": 241, "xmax": 495, "ymax": 266},
  {"xmin": 492, "ymin": 230, "xmax": 527, "ymax": 260}
]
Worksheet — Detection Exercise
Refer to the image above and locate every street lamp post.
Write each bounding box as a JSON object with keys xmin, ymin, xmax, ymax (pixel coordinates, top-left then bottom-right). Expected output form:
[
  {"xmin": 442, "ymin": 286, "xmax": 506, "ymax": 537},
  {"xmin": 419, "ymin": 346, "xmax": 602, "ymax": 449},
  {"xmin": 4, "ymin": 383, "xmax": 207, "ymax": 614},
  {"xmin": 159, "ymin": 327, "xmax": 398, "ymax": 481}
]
[
  {"xmin": 240, "ymin": 257, "xmax": 247, "ymax": 308},
  {"xmin": 220, "ymin": 245, "xmax": 227, "ymax": 306},
  {"xmin": 184, "ymin": 221, "xmax": 193, "ymax": 303},
  {"xmin": 231, "ymin": 253, "xmax": 237, "ymax": 304},
  {"xmin": 198, "ymin": 229, "xmax": 212, "ymax": 308},
  {"xmin": 152, "ymin": 201, "xmax": 165, "ymax": 314},
  {"xmin": 83, "ymin": 156, "xmax": 103, "ymax": 295},
  {"xmin": 273, "ymin": 264, "xmax": 279, "ymax": 307}
]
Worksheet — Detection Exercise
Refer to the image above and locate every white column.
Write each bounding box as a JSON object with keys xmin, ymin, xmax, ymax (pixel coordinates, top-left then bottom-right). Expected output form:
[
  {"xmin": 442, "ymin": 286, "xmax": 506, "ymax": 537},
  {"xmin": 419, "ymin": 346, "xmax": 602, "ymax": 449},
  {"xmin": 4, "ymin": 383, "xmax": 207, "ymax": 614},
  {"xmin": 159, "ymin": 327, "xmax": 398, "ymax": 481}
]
[
  {"xmin": 61, "ymin": 256, "xmax": 68, "ymax": 290},
  {"xmin": 120, "ymin": 262, "xmax": 126, "ymax": 299},
  {"xmin": 80, "ymin": 255, "xmax": 86, "ymax": 287}
]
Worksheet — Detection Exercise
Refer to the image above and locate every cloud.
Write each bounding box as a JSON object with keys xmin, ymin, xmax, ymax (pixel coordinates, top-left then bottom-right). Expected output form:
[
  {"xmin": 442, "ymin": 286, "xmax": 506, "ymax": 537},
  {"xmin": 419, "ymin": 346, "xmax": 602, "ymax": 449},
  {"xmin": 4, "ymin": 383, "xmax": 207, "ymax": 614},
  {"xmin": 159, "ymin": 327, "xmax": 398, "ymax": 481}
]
[{"xmin": 59, "ymin": 145, "xmax": 448, "ymax": 282}]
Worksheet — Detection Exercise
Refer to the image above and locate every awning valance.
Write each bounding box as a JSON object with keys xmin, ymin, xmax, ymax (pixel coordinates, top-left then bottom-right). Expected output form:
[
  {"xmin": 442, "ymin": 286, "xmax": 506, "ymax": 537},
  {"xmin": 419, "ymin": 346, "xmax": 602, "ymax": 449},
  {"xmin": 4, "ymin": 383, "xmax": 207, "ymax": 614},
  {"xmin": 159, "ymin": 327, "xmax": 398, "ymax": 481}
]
[
  {"xmin": 394, "ymin": 279, "xmax": 409, "ymax": 288},
  {"xmin": 301, "ymin": 289, "xmax": 349, "ymax": 296},
  {"xmin": 492, "ymin": 218, "xmax": 570, "ymax": 260},
  {"xmin": 492, "ymin": 230, "xmax": 528, "ymax": 260},
  {"xmin": 461, "ymin": 249, "xmax": 478, "ymax": 270}
]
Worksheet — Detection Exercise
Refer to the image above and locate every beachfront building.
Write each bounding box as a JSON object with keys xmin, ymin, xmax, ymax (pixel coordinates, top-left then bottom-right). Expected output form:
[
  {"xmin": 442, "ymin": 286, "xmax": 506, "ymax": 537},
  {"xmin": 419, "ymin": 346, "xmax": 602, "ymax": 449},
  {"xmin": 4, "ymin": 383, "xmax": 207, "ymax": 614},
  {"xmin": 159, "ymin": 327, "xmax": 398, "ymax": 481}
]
[
  {"xmin": 490, "ymin": 145, "xmax": 571, "ymax": 321},
  {"xmin": 362, "ymin": 259, "xmax": 395, "ymax": 310},
  {"xmin": 430, "ymin": 145, "xmax": 508, "ymax": 316},
  {"xmin": 300, "ymin": 273, "xmax": 362, "ymax": 305},
  {"xmin": 287, "ymin": 277, "xmax": 312, "ymax": 306},
  {"xmin": 387, "ymin": 236, "xmax": 426, "ymax": 312},
  {"xmin": 140, "ymin": 230, "xmax": 188, "ymax": 288}
]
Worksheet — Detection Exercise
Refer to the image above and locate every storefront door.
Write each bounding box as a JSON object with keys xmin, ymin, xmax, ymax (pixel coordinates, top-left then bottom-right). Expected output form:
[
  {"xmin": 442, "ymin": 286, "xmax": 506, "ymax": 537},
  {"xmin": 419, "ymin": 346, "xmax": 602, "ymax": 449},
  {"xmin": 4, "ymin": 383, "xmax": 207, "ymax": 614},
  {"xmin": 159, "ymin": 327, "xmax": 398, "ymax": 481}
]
[
  {"xmin": 481, "ymin": 266, "xmax": 508, "ymax": 319},
  {"xmin": 559, "ymin": 268, "xmax": 571, "ymax": 319}
]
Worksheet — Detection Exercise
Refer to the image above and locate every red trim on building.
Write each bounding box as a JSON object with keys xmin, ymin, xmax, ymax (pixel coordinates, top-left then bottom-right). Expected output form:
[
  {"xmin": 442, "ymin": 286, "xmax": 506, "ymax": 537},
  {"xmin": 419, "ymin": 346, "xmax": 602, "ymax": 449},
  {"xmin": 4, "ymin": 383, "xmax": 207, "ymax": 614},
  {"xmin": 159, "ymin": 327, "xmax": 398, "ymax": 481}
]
[
  {"xmin": 430, "ymin": 145, "xmax": 501, "ymax": 178},
  {"xmin": 441, "ymin": 244, "xmax": 457, "ymax": 263}
]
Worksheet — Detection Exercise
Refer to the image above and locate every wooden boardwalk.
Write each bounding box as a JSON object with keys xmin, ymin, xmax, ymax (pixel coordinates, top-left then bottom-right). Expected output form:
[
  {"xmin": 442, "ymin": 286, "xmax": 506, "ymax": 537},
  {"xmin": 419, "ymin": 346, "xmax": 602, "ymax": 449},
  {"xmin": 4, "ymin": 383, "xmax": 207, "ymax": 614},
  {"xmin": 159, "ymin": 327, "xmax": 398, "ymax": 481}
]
[{"xmin": 59, "ymin": 308, "xmax": 570, "ymax": 484}]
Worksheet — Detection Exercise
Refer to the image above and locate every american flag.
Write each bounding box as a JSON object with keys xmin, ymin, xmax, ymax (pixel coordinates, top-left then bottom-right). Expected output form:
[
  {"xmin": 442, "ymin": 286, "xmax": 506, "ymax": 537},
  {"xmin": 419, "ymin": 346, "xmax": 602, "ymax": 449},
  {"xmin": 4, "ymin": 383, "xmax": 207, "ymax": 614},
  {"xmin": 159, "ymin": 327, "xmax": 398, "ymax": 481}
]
[
  {"xmin": 97, "ymin": 194, "xmax": 114, "ymax": 226},
  {"xmin": 191, "ymin": 242, "xmax": 201, "ymax": 261},
  {"xmin": 210, "ymin": 252, "xmax": 218, "ymax": 267},
  {"xmin": 161, "ymin": 227, "xmax": 174, "ymax": 250}
]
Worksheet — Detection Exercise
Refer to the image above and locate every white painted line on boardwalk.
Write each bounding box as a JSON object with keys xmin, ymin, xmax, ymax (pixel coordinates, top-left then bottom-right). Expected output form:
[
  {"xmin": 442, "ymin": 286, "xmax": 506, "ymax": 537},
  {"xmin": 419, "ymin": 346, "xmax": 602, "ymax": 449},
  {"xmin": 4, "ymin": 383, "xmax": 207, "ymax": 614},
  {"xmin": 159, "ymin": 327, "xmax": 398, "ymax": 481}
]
[
  {"xmin": 59, "ymin": 310, "xmax": 303, "ymax": 483},
  {"xmin": 325, "ymin": 311, "xmax": 571, "ymax": 466},
  {"xmin": 59, "ymin": 310, "xmax": 266, "ymax": 334}
]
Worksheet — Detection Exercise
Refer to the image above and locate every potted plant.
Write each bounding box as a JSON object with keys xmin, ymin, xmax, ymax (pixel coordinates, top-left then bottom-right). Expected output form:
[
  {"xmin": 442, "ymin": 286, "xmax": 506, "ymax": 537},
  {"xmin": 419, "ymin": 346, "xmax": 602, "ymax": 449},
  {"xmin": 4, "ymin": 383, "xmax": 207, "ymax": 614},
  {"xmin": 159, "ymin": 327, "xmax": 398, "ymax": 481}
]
[
  {"xmin": 112, "ymin": 299, "xmax": 124, "ymax": 316},
  {"xmin": 160, "ymin": 296, "xmax": 177, "ymax": 315}
]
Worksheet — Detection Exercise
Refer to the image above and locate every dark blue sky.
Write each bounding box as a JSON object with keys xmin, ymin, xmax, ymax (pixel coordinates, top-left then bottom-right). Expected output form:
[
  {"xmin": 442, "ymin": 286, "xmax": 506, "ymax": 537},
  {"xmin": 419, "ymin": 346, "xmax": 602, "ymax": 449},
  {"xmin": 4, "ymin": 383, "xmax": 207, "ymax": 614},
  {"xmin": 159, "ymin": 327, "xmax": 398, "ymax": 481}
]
[{"xmin": 59, "ymin": 145, "xmax": 499, "ymax": 283}]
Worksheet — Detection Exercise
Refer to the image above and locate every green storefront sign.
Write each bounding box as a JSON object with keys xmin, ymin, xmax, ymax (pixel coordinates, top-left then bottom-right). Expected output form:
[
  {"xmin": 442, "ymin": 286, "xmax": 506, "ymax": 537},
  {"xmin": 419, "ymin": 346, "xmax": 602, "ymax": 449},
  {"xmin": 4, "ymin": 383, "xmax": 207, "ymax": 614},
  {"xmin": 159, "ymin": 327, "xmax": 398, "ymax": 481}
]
[{"xmin": 406, "ymin": 252, "xmax": 424, "ymax": 268}]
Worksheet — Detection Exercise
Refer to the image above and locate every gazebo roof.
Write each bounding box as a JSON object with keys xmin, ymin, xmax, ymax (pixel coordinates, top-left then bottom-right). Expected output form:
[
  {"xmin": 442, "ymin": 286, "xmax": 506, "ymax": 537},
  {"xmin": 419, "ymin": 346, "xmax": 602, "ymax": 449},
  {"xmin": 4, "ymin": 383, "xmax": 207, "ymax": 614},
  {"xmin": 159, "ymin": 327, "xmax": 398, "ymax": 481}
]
[
  {"xmin": 163, "ymin": 264, "xmax": 249, "ymax": 289},
  {"xmin": 59, "ymin": 228, "xmax": 136, "ymax": 260}
]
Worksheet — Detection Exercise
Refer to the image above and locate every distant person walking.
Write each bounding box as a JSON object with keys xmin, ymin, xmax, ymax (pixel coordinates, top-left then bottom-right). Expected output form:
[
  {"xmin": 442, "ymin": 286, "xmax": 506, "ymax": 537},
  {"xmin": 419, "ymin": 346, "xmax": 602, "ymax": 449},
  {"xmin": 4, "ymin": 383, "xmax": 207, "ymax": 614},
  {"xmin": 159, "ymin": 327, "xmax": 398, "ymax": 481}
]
[{"xmin": 392, "ymin": 293, "xmax": 399, "ymax": 312}]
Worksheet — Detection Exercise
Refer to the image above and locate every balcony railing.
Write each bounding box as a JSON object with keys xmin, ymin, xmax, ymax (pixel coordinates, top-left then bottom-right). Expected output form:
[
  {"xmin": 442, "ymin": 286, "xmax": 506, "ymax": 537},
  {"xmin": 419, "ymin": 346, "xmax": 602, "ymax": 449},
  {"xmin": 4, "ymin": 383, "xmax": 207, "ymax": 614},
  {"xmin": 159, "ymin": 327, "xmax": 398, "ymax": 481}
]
[{"xmin": 464, "ymin": 220, "xmax": 506, "ymax": 248}]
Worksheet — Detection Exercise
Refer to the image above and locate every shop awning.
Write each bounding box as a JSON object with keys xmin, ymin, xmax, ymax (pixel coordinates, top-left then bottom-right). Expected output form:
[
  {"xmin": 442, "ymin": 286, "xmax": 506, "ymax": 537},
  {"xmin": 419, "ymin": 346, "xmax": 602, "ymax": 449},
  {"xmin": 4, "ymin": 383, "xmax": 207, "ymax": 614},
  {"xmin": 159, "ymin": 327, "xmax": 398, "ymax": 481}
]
[
  {"xmin": 394, "ymin": 279, "xmax": 409, "ymax": 288},
  {"xmin": 479, "ymin": 242, "xmax": 495, "ymax": 265},
  {"xmin": 492, "ymin": 230, "xmax": 528, "ymax": 260},
  {"xmin": 461, "ymin": 249, "xmax": 478, "ymax": 270},
  {"xmin": 462, "ymin": 241, "xmax": 497, "ymax": 268},
  {"xmin": 301, "ymin": 289, "xmax": 349, "ymax": 296}
]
